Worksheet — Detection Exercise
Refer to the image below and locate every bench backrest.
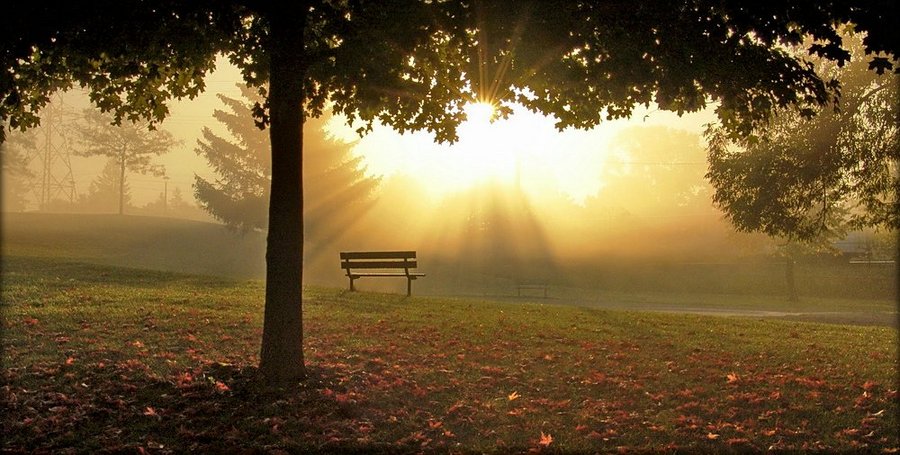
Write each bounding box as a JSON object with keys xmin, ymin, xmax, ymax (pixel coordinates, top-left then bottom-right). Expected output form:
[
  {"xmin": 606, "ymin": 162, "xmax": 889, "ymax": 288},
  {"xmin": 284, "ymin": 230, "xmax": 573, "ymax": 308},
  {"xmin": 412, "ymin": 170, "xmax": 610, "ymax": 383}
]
[{"xmin": 340, "ymin": 251, "xmax": 417, "ymax": 272}]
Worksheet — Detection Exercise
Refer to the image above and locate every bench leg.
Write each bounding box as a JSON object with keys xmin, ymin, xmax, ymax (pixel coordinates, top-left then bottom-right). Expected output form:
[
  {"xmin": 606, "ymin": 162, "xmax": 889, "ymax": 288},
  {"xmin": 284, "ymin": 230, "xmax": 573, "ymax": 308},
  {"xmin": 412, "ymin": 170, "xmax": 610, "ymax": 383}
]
[
  {"xmin": 349, "ymin": 277, "xmax": 356, "ymax": 292},
  {"xmin": 406, "ymin": 277, "xmax": 412, "ymax": 297}
]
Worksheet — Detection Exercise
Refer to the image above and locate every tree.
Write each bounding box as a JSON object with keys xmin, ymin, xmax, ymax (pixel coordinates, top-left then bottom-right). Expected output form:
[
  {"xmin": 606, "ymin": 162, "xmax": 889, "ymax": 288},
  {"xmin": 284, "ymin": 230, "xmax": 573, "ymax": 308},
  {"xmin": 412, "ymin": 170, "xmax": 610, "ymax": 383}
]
[
  {"xmin": 194, "ymin": 85, "xmax": 271, "ymax": 232},
  {"xmin": 2, "ymin": 2, "xmax": 897, "ymax": 382},
  {"xmin": 705, "ymin": 34, "xmax": 899, "ymax": 301},
  {"xmin": 79, "ymin": 157, "xmax": 132, "ymax": 213},
  {"xmin": 706, "ymin": 36, "xmax": 899, "ymax": 243},
  {"xmin": 194, "ymin": 84, "xmax": 378, "ymax": 252},
  {"xmin": 0, "ymin": 131, "xmax": 36, "ymax": 212},
  {"xmin": 75, "ymin": 110, "xmax": 180, "ymax": 214}
]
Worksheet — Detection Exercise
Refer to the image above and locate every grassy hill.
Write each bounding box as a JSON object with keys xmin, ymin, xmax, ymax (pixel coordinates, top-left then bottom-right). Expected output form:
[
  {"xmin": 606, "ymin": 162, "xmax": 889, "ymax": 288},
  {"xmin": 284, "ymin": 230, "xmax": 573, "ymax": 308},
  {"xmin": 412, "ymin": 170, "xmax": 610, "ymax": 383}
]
[
  {"xmin": 2, "ymin": 212, "xmax": 268, "ymax": 279},
  {"xmin": 1, "ymin": 254, "xmax": 897, "ymax": 452},
  {"xmin": 2, "ymin": 212, "xmax": 896, "ymax": 326}
]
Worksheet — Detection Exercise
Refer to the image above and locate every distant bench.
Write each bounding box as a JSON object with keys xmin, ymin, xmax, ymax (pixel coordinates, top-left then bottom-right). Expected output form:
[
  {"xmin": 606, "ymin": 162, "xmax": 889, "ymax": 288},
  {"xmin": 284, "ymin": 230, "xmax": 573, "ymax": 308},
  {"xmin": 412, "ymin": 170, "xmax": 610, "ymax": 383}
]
[
  {"xmin": 340, "ymin": 251, "xmax": 426, "ymax": 296},
  {"xmin": 517, "ymin": 284, "xmax": 548, "ymax": 298}
]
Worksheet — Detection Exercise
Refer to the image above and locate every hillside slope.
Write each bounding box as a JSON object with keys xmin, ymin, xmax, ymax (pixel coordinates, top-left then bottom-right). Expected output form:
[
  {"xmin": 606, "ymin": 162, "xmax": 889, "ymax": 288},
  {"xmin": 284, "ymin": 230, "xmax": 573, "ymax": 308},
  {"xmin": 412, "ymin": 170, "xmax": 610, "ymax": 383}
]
[{"xmin": 1, "ymin": 213, "xmax": 267, "ymax": 279}]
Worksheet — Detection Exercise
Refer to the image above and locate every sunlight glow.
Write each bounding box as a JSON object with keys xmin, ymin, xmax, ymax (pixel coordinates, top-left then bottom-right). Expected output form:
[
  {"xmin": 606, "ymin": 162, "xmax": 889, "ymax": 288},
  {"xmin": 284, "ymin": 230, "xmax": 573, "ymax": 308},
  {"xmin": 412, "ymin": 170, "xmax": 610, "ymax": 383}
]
[
  {"xmin": 463, "ymin": 102, "xmax": 496, "ymax": 124},
  {"xmin": 329, "ymin": 102, "xmax": 717, "ymax": 204}
]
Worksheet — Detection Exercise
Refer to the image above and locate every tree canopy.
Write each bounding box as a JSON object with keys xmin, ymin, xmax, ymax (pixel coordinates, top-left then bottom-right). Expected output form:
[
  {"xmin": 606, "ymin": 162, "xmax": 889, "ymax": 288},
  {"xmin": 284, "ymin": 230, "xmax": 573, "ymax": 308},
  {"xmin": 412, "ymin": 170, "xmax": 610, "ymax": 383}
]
[
  {"xmin": 3, "ymin": 1, "xmax": 897, "ymax": 381},
  {"xmin": 4, "ymin": 2, "xmax": 898, "ymax": 142},
  {"xmin": 706, "ymin": 35, "xmax": 899, "ymax": 243}
]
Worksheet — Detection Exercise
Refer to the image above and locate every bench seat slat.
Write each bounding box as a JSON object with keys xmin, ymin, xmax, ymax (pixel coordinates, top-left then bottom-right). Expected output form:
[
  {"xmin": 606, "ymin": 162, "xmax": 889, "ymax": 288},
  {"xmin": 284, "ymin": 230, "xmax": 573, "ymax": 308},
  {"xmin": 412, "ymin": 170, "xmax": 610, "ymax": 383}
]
[
  {"xmin": 341, "ymin": 251, "xmax": 416, "ymax": 260},
  {"xmin": 342, "ymin": 260, "xmax": 417, "ymax": 269},
  {"xmin": 349, "ymin": 272, "xmax": 426, "ymax": 277}
]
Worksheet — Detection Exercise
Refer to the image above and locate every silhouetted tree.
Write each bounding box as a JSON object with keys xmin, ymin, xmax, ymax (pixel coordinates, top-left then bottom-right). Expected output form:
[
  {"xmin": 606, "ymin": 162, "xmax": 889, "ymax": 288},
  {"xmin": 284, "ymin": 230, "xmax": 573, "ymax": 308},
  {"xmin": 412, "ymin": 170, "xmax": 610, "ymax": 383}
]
[
  {"xmin": 706, "ymin": 36, "xmax": 899, "ymax": 243},
  {"xmin": 194, "ymin": 85, "xmax": 271, "ymax": 232},
  {"xmin": 706, "ymin": 36, "xmax": 899, "ymax": 301},
  {"xmin": 0, "ymin": 131, "xmax": 35, "ymax": 212},
  {"xmin": 80, "ymin": 158, "xmax": 133, "ymax": 213},
  {"xmin": 75, "ymin": 110, "xmax": 179, "ymax": 215},
  {"xmin": 3, "ymin": 2, "xmax": 896, "ymax": 381},
  {"xmin": 194, "ymin": 84, "xmax": 378, "ymax": 255}
]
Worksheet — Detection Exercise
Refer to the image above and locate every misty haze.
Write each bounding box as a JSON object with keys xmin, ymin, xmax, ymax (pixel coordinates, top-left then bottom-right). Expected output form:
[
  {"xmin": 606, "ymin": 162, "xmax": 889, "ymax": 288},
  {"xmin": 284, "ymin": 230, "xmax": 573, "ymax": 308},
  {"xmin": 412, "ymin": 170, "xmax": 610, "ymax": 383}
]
[{"xmin": 2, "ymin": 3, "xmax": 897, "ymax": 453}]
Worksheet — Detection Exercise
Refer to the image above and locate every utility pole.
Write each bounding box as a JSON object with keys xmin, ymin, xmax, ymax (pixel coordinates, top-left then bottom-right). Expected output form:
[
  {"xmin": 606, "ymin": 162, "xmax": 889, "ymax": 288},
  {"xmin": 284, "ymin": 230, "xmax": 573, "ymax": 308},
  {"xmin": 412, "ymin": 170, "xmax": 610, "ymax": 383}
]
[
  {"xmin": 163, "ymin": 176, "xmax": 169, "ymax": 213},
  {"xmin": 118, "ymin": 150, "xmax": 126, "ymax": 215}
]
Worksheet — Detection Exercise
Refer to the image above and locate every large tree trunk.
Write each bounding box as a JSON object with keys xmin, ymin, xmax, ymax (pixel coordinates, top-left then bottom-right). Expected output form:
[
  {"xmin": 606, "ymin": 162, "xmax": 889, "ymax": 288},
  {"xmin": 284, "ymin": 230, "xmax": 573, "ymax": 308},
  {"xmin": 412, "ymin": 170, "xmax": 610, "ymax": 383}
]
[{"xmin": 259, "ymin": 4, "xmax": 307, "ymax": 382}]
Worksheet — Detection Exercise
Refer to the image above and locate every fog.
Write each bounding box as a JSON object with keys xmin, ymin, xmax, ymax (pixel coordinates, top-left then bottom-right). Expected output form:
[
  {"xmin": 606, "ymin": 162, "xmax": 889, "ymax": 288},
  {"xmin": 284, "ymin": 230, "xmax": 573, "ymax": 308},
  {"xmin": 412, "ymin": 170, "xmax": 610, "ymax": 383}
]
[{"xmin": 2, "ymin": 78, "xmax": 895, "ymax": 300}]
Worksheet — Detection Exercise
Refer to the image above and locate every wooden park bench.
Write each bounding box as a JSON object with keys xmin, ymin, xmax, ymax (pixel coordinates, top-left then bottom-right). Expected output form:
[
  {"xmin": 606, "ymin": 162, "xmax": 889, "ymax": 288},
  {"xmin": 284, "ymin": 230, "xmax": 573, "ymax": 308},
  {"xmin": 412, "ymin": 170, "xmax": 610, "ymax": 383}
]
[{"xmin": 339, "ymin": 251, "xmax": 425, "ymax": 296}]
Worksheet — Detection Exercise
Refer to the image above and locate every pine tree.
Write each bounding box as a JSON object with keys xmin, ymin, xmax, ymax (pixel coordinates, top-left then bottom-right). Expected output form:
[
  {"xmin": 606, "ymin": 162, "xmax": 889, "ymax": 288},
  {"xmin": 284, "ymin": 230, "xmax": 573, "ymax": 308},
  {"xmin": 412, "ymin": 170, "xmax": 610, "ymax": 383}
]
[
  {"xmin": 80, "ymin": 158, "xmax": 131, "ymax": 212},
  {"xmin": 0, "ymin": 131, "xmax": 35, "ymax": 212},
  {"xmin": 195, "ymin": 84, "xmax": 379, "ymax": 255}
]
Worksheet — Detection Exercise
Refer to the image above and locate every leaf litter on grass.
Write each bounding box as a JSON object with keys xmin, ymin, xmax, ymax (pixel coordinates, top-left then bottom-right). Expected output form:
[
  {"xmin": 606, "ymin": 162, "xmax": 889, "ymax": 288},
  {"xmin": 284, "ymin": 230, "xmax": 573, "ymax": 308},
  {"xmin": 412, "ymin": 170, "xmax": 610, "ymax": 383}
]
[{"xmin": 1, "ymin": 257, "xmax": 898, "ymax": 453}]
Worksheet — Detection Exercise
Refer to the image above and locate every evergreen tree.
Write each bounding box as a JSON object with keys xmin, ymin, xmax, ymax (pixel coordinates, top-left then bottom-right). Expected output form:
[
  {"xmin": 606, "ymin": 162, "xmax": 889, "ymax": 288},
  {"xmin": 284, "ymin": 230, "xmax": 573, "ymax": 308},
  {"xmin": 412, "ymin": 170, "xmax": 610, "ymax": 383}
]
[
  {"xmin": 80, "ymin": 158, "xmax": 131, "ymax": 212},
  {"xmin": 195, "ymin": 84, "xmax": 379, "ymax": 255},
  {"xmin": 0, "ymin": 131, "xmax": 35, "ymax": 212}
]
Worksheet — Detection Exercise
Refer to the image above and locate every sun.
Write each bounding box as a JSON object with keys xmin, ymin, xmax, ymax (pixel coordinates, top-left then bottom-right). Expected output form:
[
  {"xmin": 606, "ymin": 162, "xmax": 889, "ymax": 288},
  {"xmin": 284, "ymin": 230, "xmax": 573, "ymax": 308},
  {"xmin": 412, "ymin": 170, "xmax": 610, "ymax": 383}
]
[
  {"xmin": 463, "ymin": 101, "xmax": 496, "ymax": 124},
  {"xmin": 449, "ymin": 101, "xmax": 520, "ymax": 190}
]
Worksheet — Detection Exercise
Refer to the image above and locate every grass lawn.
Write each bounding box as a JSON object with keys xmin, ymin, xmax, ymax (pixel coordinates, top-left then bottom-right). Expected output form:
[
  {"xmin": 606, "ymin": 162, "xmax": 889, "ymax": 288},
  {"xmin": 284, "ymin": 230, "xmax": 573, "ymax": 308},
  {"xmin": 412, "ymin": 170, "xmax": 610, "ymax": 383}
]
[{"xmin": 2, "ymin": 255, "xmax": 897, "ymax": 453}]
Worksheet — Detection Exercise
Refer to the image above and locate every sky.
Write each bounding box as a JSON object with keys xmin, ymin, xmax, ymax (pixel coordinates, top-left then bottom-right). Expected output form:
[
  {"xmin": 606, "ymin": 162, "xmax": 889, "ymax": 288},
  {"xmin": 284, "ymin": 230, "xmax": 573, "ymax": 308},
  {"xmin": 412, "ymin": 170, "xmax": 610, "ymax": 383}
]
[{"xmin": 24, "ymin": 56, "xmax": 717, "ymax": 207}]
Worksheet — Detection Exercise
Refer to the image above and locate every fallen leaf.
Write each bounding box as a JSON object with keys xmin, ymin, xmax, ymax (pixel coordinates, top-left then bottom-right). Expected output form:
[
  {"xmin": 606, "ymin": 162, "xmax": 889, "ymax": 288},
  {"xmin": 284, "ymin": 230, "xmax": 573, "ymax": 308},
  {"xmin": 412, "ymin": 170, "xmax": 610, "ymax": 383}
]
[
  {"xmin": 539, "ymin": 432, "xmax": 553, "ymax": 446},
  {"xmin": 65, "ymin": 357, "xmax": 75, "ymax": 365},
  {"xmin": 144, "ymin": 407, "xmax": 158, "ymax": 417},
  {"xmin": 447, "ymin": 401, "xmax": 464, "ymax": 414},
  {"xmin": 726, "ymin": 373, "xmax": 740, "ymax": 384},
  {"xmin": 508, "ymin": 391, "xmax": 520, "ymax": 401},
  {"xmin": 214, "ymin": 381, "xmax": 230, "ymax": 392},
  {"xmin": 707, "ymin": 432, "xmax": 720, "ymax": 440}
]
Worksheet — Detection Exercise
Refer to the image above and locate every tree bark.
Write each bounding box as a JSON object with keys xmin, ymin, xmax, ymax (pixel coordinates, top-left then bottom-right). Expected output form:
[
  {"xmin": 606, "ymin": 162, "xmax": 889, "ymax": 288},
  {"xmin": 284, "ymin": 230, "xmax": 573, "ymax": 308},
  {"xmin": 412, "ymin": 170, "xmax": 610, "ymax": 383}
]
[{"xmin": 259, "ymin": 3, "xmax": 307, "ymax": 382}]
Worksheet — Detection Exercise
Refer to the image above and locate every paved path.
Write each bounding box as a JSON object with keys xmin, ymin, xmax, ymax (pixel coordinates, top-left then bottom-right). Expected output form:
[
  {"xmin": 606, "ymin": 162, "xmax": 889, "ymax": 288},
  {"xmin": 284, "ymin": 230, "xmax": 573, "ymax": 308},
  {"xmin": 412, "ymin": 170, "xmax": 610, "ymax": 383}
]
[
  {"xmin": 462, "ymin": 293, "xmax": 899, "ymax": 328},
  {"xmin": 629, "ymin": 306, "xmax": 898, "ymax": 328}
]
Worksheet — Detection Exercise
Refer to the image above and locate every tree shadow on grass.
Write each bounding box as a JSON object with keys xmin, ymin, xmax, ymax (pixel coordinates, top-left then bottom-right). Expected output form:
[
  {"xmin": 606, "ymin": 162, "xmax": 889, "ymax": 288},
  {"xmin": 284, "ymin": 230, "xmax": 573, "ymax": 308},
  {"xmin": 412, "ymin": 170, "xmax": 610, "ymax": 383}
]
[{"xmin": 1, "ymin": 362, "xmax": 416, "ymax": 454}]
